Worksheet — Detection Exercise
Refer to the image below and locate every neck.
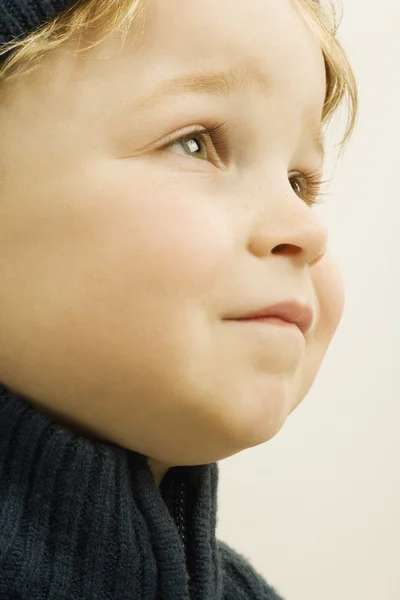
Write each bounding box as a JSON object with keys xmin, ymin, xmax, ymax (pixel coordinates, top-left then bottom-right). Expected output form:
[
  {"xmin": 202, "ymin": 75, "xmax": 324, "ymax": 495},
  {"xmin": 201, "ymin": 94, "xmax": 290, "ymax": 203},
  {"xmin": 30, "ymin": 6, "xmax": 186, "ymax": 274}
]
[{"xmin": 148, "ymin": 458, "xmax": 170, "ymax": 486}]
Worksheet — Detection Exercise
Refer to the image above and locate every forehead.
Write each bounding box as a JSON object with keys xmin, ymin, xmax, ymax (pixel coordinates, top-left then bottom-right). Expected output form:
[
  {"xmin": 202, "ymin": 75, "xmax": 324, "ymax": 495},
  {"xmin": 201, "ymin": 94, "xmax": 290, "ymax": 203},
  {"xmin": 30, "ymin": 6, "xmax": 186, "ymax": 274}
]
[{"xmin": 132, "ymin": 0, "xmax": 326, "ymax": 107}]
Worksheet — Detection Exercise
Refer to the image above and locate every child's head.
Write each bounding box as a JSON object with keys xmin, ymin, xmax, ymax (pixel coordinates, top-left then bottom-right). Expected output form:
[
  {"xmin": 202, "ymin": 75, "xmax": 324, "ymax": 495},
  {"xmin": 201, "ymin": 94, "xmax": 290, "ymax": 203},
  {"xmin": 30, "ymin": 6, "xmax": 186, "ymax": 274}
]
[{"xmin": 0, "ymin": 0, "xmax": 357, "ymax": 467}]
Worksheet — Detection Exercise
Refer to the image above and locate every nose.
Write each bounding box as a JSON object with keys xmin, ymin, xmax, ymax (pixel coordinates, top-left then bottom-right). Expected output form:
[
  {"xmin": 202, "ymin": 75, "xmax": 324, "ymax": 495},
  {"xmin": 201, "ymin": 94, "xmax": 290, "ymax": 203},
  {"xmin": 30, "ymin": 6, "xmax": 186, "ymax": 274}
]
[{"xmin": 246, "ymin": 178, "xmax": 328, "ymax": 268}]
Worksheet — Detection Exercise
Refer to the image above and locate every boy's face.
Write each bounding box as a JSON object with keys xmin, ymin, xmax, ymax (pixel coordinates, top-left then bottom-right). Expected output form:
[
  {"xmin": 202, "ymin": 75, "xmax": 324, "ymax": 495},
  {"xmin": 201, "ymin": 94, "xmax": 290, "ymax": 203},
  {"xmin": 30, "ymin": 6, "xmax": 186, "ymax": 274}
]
[{"xmin": 0, "ymin": 0, "xmax": 344, "ymax": 466}]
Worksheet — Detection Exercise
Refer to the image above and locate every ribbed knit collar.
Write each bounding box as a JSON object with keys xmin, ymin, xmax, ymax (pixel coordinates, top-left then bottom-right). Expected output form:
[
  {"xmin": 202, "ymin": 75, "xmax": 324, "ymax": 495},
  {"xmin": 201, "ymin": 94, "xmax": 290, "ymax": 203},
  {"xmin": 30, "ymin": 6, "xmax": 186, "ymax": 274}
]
[{"xmin": 0, "ymin": 384, "xmax": 222, "ymax": 600}]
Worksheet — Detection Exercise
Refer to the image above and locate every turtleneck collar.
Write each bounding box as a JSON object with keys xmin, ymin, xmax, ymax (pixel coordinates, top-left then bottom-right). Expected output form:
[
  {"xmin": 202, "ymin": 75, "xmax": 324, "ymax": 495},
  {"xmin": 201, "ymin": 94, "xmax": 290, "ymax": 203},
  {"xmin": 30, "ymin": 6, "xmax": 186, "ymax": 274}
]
[{"xmin": 0, "ymin": 383, "xmax": 222, "ymax": 600}]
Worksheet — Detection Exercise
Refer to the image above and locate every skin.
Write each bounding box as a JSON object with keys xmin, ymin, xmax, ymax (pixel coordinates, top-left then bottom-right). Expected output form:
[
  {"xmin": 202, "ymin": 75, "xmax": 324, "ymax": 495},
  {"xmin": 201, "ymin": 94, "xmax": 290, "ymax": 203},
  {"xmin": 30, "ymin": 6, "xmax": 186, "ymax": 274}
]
[{"xmin": 0, "ymin": 0, "xmax": 345, "ymax": 485}]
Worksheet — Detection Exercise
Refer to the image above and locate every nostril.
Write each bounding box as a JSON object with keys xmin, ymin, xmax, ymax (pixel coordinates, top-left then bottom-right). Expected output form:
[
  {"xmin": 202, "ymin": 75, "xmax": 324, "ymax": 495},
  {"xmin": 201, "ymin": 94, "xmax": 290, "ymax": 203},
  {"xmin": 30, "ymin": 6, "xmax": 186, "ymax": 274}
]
[{"xmin": 272, "ymin": 244, "xmax": 302, "ymax": 255}]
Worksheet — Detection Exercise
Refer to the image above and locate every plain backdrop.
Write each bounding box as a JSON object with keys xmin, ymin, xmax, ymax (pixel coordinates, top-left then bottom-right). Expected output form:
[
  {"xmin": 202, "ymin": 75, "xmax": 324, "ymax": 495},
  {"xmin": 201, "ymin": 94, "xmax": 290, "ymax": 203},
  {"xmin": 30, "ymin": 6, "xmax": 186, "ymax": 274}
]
[{"xmin": 217, "ymin": 2, "xmax": 399, "ymax": 599}]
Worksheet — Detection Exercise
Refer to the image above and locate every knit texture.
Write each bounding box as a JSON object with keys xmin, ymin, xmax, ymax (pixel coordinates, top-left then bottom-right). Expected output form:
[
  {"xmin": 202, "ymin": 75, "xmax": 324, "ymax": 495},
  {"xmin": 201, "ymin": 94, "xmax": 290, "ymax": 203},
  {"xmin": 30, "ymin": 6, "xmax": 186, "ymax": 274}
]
[
  {"xmin": 0, "ymin": 384, "xmax": 284, "ymax": 600},
  {"xmin": 0, "ymin": 0, "xmax": 76, "ymax": 46}
]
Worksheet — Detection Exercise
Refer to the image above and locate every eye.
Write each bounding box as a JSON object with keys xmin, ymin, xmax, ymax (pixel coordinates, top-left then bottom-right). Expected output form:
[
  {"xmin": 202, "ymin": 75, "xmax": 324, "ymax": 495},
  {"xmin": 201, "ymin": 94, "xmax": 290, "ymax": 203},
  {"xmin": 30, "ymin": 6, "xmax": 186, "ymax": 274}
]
[
  {"xmin": 162, "ymin": 122, "xmax": 229, "ymax": 168},
  {"xmin": 289, "ymin": 170, "xmax": 324, "ymax": 208},
  {"xmin": 167, "ymin": 133, "xmax": 210, "ymax": 161}
]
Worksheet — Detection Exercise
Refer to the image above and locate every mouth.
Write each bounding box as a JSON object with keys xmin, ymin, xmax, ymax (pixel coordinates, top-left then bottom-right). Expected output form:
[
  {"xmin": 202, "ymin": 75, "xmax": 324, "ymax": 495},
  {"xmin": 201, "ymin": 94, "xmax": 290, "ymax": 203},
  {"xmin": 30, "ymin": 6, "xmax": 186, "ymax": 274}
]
[{"xmin": 223, "ymin": 300, "xmax": 314, "ymax": 335}]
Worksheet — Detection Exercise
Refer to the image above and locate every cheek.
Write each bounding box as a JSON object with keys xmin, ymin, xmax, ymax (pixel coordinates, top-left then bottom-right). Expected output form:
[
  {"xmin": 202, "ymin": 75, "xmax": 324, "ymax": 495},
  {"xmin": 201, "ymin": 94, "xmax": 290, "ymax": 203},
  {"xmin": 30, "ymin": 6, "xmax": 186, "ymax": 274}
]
[
  {"xmin": 0, "ymin": 167, "xmax": 235, "ymax": 405},
  {"xmin": 55, "ymin": 171, "xmax": 236, "ymax": 369},
  {"xmin": 292, "ymin": 251, "xmax": 345, "ymax": 410},
  {"xmin": 313, "ymin": 250, "xmax": 345, "ymax": 341},
  {"xmin": 112, "ymin": 176, "xmax": 234, "ymax": 300}
]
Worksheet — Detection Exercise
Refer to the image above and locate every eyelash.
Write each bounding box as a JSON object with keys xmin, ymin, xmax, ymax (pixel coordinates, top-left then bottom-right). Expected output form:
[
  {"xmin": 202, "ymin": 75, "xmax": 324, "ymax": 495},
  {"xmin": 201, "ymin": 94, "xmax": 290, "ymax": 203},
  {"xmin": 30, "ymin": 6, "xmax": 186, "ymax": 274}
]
[
  {"xmin": 162, "ymin": 123, "xmax": 326, "ymax": 208},
  {"xmin": 289, "ymin": 168, "xmax": 326, "ymax": 208}
]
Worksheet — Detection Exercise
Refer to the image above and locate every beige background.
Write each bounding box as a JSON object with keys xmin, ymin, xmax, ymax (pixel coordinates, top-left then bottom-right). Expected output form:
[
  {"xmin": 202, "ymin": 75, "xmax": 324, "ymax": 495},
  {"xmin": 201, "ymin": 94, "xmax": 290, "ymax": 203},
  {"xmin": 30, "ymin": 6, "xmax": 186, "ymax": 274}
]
[{"xmin": 217, "ymin": 2, "xmax": 400, "ymax": 598}]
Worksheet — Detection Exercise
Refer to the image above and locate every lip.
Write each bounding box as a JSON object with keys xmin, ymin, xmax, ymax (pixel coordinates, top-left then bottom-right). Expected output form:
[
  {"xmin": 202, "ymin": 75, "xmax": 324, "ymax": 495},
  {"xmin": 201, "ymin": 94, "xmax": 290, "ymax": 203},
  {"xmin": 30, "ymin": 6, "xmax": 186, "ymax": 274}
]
[{"xmin": 225, "ymin": 301, "xmax": 314, "ymax": 335}]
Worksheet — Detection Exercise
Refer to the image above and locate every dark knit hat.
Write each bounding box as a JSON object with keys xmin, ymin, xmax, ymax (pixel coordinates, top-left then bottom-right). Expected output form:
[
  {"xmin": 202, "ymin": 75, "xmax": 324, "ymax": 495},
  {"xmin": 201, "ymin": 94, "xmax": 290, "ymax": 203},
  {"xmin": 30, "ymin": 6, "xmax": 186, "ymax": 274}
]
[{"xmin": 0, "ymin": 0, "xmax": 76, "ymax": 47}]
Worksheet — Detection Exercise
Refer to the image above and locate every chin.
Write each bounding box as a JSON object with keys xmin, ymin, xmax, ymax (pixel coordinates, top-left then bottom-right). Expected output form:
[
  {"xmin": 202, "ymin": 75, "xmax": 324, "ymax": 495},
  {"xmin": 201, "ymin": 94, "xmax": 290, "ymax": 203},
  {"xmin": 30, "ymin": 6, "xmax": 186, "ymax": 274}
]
[
  {"xmin": 175, "ymin": 394, "xmax": 291, "ymax": 467},
  {"xmin": 184, "ymin": 419, "xmax": 288, "ymax": 467},
  {"xmin": 229, "ymin": 403, "xmax": 289, "ymax": 454},
  {"xmin": 230, "ymin": 379, "xmax": 291, "ymax": 444}
]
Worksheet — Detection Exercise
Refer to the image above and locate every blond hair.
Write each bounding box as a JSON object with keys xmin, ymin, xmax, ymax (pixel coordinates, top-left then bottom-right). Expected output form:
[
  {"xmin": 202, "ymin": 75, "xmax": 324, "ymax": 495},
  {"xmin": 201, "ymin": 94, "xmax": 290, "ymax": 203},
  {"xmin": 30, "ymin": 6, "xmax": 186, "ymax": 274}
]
[{"xmin": 0, "ymin": 0, "xmax": 357, "ymax": 145}]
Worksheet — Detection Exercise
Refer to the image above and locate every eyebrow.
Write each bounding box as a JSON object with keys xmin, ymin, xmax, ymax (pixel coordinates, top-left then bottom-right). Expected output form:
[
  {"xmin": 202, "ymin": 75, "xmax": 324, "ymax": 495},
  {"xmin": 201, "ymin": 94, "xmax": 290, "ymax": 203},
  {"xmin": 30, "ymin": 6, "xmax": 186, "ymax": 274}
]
[{"xmin": 134, "ymin": 65, "xmax": 271, "ymax": 109}]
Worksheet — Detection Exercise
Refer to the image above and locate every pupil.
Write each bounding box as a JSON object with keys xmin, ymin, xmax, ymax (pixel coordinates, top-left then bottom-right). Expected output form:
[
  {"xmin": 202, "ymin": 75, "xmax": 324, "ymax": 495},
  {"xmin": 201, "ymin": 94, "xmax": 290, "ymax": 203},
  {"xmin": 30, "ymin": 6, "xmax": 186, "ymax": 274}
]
[
  {"xmin": 187, "ymin": 138, "xmax": 200, "ymax": 154},
  {"xmin": 291, "ymin": 179, "xmax": 301, "ymax": 195}
]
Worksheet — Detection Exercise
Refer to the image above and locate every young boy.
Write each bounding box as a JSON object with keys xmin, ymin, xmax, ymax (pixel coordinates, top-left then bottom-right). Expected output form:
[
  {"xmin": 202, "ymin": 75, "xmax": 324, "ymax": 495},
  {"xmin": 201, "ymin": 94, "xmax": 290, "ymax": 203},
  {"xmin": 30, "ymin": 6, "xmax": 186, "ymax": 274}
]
[{"xmin": 0, "ymin": 0, "xmax": 357, "ymax": 598}]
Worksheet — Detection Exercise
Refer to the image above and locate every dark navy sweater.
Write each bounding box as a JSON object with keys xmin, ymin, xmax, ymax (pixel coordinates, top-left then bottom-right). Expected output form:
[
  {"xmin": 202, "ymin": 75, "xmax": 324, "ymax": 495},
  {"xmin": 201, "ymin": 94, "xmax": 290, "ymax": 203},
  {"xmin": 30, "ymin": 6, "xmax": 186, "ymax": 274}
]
[{"xmin": 0, "ymin": 384, "xmax": 284, "ymax": 599}]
